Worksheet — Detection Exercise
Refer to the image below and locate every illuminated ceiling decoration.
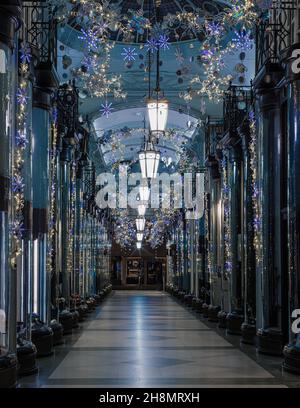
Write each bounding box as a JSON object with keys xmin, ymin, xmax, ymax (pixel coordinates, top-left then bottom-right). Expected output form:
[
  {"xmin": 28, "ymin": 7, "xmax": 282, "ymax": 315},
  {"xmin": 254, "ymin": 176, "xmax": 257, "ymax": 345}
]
[
  {"xmin": 52, "ymin": 0, "xmax": 264, "ymax": 105},
  {"xmin": 49, "ymin": 0, "xmax": 272, "ymax": 249}
]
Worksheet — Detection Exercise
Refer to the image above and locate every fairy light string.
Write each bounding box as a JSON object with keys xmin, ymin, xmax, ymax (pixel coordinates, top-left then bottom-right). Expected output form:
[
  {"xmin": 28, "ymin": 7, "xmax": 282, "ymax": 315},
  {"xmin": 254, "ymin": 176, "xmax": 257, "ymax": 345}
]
[
  {"xmin": 49, "ymin": 0, "xmax": 270, "ymax": 103},
  {"xmin": 221, "ymin": 156, "xmax": 232, "ymax": 278},
  {"xmin": 249, "ymin": 109, "xmax": 262, "ymax": 265},
  {"xmin": 47, "ymin": 109, "xmax": 58, "ymax": 284},
  {"xmin": 12, "ymin": 43, "xmax": 31, "ymax": 258},
  {"xmin": 67, "ymin": 161, "xmax": 76, "ymax": 284}
]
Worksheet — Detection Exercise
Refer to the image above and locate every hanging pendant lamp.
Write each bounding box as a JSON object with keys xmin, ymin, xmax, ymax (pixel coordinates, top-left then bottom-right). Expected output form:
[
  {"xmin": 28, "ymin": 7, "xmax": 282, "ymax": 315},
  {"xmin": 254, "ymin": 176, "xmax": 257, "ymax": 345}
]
[
  {"xmin": 147, "ymin": 98, "xmax": 168, "ymax": 134},
  {"xmin": 138, "ymin": 139, "xmax": 160, "ymax": 180},
  {"xmin": 139, "ymin": 179, "xmax": 150, "ymax": 202},
  {"xmin": 147, "ymin": 29, "xmax": 168, "ymax": 135},
  {"xmin": 137, "ymin": 232, "xmax": 143, "ymax": 242},
  {"xmin": 138, "ymin": 203, "xmax": 147, "ymax": 216},
  {"xmin": 136, "ymin": 217, "xmax": 146, "ymax": 232}
]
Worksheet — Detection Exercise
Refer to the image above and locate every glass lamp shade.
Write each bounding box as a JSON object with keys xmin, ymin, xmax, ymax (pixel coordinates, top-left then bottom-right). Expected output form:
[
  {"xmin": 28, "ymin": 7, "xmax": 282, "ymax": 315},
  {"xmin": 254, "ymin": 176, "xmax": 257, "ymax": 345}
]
[
  {"xmin": 139, "ymin": 183, "xmax": 150, "ymax": 202},
  {"xmin": 147, "ymin": 98, "xmax": 168, "ymax": 133},
  {"xmin": 136, "ymin": 242, "xmax": 142, "ymax": 249},
  {"xmin": 137, "ymin": 232, "xmax": 143, "ymax": 242},
  {"xmin": 138, "ymin": 204, "xmax": 146, "ymax": 216},
  {"xmin": 136, "ymin": 217, "xmax": 146, "ymax": 232},
  {"xmin": 139, "ymin": 141, "xmax": 160, "ymax": 180}
]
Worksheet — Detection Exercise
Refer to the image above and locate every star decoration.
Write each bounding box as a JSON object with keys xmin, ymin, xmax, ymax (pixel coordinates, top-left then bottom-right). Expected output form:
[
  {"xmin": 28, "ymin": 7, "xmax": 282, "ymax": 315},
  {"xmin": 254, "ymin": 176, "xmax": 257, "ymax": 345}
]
[
  {"xmin": 78, "ymin": 28, "xmax": 101, "ymax": 51},
  {"xmin": 145, "ymin": 38, "xmax": 158, "ymax": 53},
  {"xmin": 17, "ymin": 88, "xmax": 29, "ymax": 105},
  {"xmin": 100, "ymin": 101, "xmax": 114, "ymax": 118},
  {"xmin": 232, "ymin": 29, "xmax": 254, "ymax": 50},
  {"xmin": 20, "ymin": 43, "xmax": 32, "ymax": 64},
  {"xmin": 94, "ymin": 20, "xmax": 109, "ymax": 36},
  {"xmin": 157, "ymin": 34, "xmax": 170, "ymax": 51},
  {"xmin": 175, "ymin": 47, "xmax": 184, "ymax": 64},
  {"xmin": 12, "ymin": 175, "xmax": 24, "ymax": 193},
  {"xmin": 205, "ymin": 21, "xmax": 223, "ymax": 37},
  {"xmin": 121, "ymin": 47, "xmax": 138, "ymax": 62}
]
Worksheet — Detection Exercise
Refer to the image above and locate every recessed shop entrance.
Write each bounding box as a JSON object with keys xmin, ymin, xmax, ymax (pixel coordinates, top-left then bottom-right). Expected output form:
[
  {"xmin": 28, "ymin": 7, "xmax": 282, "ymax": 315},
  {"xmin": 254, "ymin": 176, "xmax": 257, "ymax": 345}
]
[{"xmin": 111, "ymin": 257, "xmax": 166, "ymax": 290}]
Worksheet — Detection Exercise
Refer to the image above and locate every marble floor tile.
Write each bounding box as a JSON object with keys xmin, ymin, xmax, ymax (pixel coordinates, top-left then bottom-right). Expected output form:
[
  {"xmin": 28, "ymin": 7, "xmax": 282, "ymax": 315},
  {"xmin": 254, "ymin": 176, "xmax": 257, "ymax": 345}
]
[{"xmin": 21, "ymin": 291, "xmax": 293, "ymax": 388}]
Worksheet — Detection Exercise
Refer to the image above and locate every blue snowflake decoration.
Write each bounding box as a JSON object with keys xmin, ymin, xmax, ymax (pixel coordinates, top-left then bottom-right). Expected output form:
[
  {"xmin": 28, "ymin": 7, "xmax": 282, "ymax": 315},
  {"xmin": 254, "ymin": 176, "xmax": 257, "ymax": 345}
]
[
  {"xmin": 232, "ymin": 29, "xmax": 254, "ymax": 51},
  {"xmin": 201, "ymin": 49, "xmax": 214, "ymax": 62},
  {"xmin": 78, "ymin": 28, "xmax": 101, "ymax": 51},
  {"xmin": 121, "ymin": 47, "xmax": 138, "ymax": 62},
  {"xmin": 206, "ymin": 22, "xmax": 223, "ymax": 37},
  {"xmin": 253, "ymin": 216, "xmax": 261, "ymax": 231},
  {"xmin": 16, "ymin": 131, "xmax": 28, "ymax": 148},
  {"xmin": 20, "ymin": 43, "xmax": 32, "ymax": 64},
  {"xmin": 12, "ymin": 175, "xmax": 24, "ymax": 193},
  {"xmin": 249, "ymin": 110, "xmax": 255, "ymax": 121},
  {"xmin": 94, "ymin": 20, "xmax": 109, "ymax": 36},
  {"xmin": 157, "ymin": 34, "xmax": 170, "ymax": 51},
  {"xmin": 100, "ymin": 101, "xmax": 114, "ymax": 118},
  {"xmin": 17, "ymin": 88, "xmax": 29, "ymax": 105},
  {"xmin": 52, "ymin": 107, "xmax": 58, "ymax": 124},
  {"xmin": 145, "ymin": 38, "xmax": 158, "ymax": 53}
]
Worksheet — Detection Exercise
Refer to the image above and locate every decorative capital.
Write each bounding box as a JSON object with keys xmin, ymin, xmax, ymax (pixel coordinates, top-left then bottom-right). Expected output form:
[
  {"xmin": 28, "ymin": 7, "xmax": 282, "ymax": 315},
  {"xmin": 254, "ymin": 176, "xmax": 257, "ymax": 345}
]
[{"xmin": 0, "ymin": 1, "xmax": 22, "ymax": 49}]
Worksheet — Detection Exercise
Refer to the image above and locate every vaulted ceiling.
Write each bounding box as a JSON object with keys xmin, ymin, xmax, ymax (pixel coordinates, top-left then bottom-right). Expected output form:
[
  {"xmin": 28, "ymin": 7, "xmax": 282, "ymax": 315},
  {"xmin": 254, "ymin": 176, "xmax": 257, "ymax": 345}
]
[{"xmin": 56, "ymin": 0, "xmax": 255, "ymax": 172}]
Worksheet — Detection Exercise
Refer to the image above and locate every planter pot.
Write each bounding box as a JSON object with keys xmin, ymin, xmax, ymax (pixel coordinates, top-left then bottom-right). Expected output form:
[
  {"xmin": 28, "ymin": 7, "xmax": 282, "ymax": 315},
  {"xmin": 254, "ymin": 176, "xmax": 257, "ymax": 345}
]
[
  {"xmin": 71, "ymin": 310, "xmax": 80, "ymax": 328},
  {"xmin": 184, "ymin": 294, "xmax": 193, "ymax": 306},
  {"xmin": 208, "ymin": 305, "xmax": 221, "ymax": 322},
  {"xmin": 226, "ymin": 311, "xmax": 243, "ymax": 335},
  {"xmin": 178, "ymin": 291, "xmax": 186, "ymax": 302},
  {"xmin": 50, "ymin": 321, "xmax": 64, "ymax": 346},
  {"xmin": 173, "ymin": 288, "xmax": 179, "ymax": 298},
  {"xmin": 283, "ymin": 342, "xmax": 300, "ymax": 374},
  {"xmin": 256, "ymin": 327, "xmax": 284, "ymax": 356},
  {"xmin": 202, "ymin": 303, "xmax": 209, "ymax": 318},
  {"xmin": 191, "ymin": 297, "xmax": 197, "ymax": 310},
  {"xmin": 218, "ymin": 311, "xmax": 227, "ymax": 328},
  {"xmin": 17, "ymin": 339, "xmax": 38, "ymax": 376},
  {"xmin": 94, "ymin": 295, "xmax": 101, "ymax": 305},
  {"xmin": 0, "ymin": 350, "xmax": 17, "ymax": 388},
  {"xmin": 59, "ymin": 310, "xmax": 73, "ymax": 335},
  {"xmin": 31, "ymin": 324, "xmax": 53, "ymax": 357},
  {"xmin": 195, "ymin": 299, "xmax": 204, "ymax": 313},
  {"xmin": 241, "ymin": 322, "xmax": 256, "ymax": 345}
]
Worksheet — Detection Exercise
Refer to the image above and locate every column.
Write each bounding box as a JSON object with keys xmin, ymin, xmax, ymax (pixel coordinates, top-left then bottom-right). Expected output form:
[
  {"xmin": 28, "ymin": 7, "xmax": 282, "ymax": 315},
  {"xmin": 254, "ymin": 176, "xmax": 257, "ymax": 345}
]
[
  {"xmin": 74, "ymin": 164, "xmax": 84, "ymax": 295},
  {"xmin": 239, "ymin": 120, "xmax": 256, "ymax": 344},
  {"xmin": 32, "ymin": 89, "xmax": 51, "ymax": 323},
  {"xmin": 0, "ymin": 1, "xmax": 21, "ymax": 388},
  {"xmin": 59, "ymin": 142, "xmax": 72, "ymax": 304},
  {"xmin": 255, "ymin": 77, "xmax": 286, "ymax": 355},
  {"xmin": 282, "ymin": 45, "xmax": 300, "ymax": 374},
  {"xmin": 222, "ymin": 140, "xmax": 244, "ymax": 334},
  {"xmin": 228, "ymin": 145, "xmax": 242, "ymax": 311}
]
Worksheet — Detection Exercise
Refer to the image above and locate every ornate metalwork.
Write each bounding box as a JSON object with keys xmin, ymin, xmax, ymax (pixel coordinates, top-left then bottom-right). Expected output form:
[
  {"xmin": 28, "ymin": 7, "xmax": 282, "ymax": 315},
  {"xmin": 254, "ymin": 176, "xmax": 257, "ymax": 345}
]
[
  {"xmin": 83, "ymin": 163, "xmax": 96, "ymax": 211},
  {"xmin": 23, "ymin": 0, "xmax": 57, "ymax": 64},
  {"xmin": 223, "ymin": 84, "xmax": 253, "ymax": 135},
  {"xmin": 256, "ymin": 0, "xmax": 295, "ymax": 72},
  {"xmin": 56, "ymin": 81, "xmax": 79, "ymax": 141}
]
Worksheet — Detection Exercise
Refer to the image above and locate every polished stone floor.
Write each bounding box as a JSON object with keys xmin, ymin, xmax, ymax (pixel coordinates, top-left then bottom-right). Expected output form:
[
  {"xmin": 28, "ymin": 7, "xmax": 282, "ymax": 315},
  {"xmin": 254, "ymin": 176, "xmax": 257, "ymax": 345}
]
[{"xmin": 19, "ymin": 291, "xmax": 300, "ymax": 388}]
